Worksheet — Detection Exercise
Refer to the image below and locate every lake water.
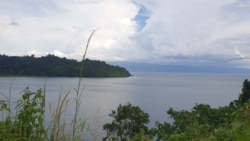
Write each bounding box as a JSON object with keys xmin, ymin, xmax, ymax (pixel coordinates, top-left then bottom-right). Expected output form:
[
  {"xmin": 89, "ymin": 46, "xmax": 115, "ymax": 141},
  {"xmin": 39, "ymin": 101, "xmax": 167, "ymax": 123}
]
[{"xmin": 0, "ymin": 72, "xmax": 249, "ymax": 140}]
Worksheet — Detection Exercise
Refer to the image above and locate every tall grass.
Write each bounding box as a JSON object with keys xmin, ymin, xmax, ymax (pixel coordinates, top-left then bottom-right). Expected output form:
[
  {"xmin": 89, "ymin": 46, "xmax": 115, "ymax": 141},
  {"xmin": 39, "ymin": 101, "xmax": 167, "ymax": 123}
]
[
  {"xmin": 0, "ymin": 29, "xmax": 98, "ymax": 141},
  {"xmin": 46, "ymin": 90, "xmax": 70, "ymax": 141},
  {"xmin": 47, "ymin": 29, "xmax": 98, "ymax": 141},
  {"xmin": 72, "ymin": 29, "xmax": 98, "ymax": 140}
]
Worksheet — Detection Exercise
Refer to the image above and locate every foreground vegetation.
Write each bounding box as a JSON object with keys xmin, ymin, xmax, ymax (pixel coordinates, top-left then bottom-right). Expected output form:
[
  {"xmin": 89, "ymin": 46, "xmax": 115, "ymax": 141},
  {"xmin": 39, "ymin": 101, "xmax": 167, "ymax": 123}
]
[
  {"xmin": 102, "ymin": 79, "xmax": 250, "ymax": 141},
  {"xmin": 0, "ymin": 79, "xmax": 249, "ymax": 140},
  {"xmin": 0, "ymin": 54, "xmax": 131, "ymax": 77}
]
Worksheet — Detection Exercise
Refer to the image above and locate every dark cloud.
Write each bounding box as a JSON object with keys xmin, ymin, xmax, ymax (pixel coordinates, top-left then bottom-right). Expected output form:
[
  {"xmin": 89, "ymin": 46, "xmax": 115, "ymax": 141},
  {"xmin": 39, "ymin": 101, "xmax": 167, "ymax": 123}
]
[{"xmin": 10, "ymin": 21, "xmax": 19, "ymax": 26}]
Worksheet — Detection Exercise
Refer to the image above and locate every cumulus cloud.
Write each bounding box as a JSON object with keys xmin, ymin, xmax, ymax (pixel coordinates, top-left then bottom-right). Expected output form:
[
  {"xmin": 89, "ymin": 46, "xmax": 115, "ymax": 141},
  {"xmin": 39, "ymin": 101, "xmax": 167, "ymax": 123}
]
[
  {"xmin": 131, "ymin": 0, "xmax": 250, "ymax": 66},
  {"xmin": 0, "ymin": 0, "xmax": 138, "ymax": 60},
  {"xmin": 0, "ymin": 0, "xmax": 250, "ymax": 68}
]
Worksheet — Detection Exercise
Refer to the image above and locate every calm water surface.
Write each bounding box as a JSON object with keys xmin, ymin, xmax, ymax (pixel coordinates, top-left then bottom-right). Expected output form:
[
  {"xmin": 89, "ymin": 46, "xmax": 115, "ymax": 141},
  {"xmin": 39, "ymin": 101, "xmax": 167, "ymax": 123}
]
[{"xmin": 0, "ymin": 72, "xmax": 249, "ymax": 140}]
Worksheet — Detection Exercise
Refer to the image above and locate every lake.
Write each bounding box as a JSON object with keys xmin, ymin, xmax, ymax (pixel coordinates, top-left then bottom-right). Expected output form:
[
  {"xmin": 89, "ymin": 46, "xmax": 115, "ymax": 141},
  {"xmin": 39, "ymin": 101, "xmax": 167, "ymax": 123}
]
[{"xmin": 0, "ymin": 72, "xmax": 249, "ymax": 140}]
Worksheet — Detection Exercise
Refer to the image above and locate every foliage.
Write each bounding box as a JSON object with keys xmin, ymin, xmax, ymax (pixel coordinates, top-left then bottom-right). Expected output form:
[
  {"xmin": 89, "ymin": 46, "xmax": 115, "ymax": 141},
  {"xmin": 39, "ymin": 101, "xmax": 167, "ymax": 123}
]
[
  {"xmin": 0, "ymin": 54, "xmax": 131, "ymax": 77},
  {"xmin": 154, "ymin": 79, "xmax": 250, "ymax": 141},
  {"xmin": 154, "ymin": 104, "xmax": 234, "ymax": 141},
  {"xmin": 0, "ymin": 88, "xmax": 45, "ymax": 141},
  {"xmin": 15, "ymin": 88, "xmax": 46, "ymax": 140},
  {"xmin": 231, "ymin": 101, "xmax": 250, "ymax": 141},
  {"xmin": 128, "ymin": 130, "xmax": 152, "ymax": 141},
  {"xmin": 239, "ymin": 79, "xmax": 250, "ymax": 105},
  {"xmin": 103, "ymin": 103, "xmax": 150, "ymax": 141},
  {"xmin": 230, "ymin": 79, "xmax": 250, "ymax": 108}
]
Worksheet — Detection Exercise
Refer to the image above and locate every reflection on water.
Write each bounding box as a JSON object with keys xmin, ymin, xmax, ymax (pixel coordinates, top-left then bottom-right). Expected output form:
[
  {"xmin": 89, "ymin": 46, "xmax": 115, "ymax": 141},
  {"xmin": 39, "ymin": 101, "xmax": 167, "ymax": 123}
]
[{"xmin": 0, "ymin": 72, "xmax": 249, "ymax": 140}]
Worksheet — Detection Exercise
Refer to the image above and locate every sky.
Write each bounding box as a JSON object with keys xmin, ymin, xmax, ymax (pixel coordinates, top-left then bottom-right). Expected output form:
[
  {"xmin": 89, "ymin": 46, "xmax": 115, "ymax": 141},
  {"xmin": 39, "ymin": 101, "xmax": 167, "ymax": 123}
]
[{"xmin": 1, "ymin": 0, "xmax": 250, "ymax": 68}]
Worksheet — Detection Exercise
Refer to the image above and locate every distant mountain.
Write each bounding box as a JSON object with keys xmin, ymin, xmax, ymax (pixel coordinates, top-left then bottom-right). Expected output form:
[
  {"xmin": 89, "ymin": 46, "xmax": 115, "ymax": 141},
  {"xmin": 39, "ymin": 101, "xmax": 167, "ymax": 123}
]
[
  {"xmin": 109, "ymin": 61, "xmax": 250, "ymax": 74},
  {"xmin": 0, "ymin": 55, "xmax": 131, "ymax": 77}
]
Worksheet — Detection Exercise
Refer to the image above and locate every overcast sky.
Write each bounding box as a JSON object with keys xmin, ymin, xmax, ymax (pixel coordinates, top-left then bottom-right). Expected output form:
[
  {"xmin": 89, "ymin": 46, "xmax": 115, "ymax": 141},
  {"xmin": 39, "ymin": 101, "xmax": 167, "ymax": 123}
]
[{"xmin": 1, "ymin": 0, "xmax": 250, "ymax": 68}]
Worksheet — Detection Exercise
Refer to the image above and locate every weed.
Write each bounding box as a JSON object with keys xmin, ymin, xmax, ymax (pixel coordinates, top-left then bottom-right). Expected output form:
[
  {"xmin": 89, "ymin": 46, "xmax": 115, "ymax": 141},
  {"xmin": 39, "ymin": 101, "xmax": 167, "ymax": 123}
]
[
  {"xmin": 72, "ymin": 29, "xmax": 98, "ymax": 140},
  {"xmin": 0, "ymin": 29, "xmax": 98, "ymax": 141},
  {"xmin": 0, "ymin": 88, "xmax": 45, "ymax": 141}
]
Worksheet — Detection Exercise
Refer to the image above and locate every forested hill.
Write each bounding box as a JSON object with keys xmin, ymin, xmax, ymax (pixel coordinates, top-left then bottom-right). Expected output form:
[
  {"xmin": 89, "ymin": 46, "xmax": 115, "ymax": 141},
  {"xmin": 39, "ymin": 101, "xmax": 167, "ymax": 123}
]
[{"xmin": 0, "ymin": 54, "xmax": 131, "ymax": 77}]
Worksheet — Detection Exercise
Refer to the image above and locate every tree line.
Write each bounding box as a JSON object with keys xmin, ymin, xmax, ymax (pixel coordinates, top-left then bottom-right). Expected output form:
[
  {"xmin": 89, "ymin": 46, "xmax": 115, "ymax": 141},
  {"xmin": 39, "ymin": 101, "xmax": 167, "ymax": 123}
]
[{"xmin": 0, "ymin": 54, "xmax": 131, "ymax": 77}]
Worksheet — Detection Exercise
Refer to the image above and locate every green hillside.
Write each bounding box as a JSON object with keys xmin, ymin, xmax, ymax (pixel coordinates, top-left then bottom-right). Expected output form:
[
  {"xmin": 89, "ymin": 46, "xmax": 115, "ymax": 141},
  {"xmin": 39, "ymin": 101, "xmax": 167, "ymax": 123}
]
[{"xmin": 0, "ymin": 54, "xmax": 131, "ymax": 77}]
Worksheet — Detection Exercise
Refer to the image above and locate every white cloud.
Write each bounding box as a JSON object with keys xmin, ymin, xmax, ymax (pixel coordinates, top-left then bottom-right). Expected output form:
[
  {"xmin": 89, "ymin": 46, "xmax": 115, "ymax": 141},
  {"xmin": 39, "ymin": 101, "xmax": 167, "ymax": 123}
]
[
  {"xmin": 1, "ymin": 0, "xmax": 250, "ymax": 68},
  {"xmin": 131, "ymin": 0, "xmax": 250, "ymax": 66},
  {"xmin": 0, "ymin": 0, "xmax": 138, "ymax": 60}
]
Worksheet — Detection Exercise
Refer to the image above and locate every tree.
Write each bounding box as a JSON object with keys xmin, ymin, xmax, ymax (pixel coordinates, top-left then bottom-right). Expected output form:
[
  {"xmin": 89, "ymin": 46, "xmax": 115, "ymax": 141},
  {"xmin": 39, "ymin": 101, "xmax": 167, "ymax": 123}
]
[
  {"xmin": 154, "ymin": 104, "xmax": 234, "ymax": 141},
  {"xmin": 239, "ymin": 79, "xmax": 250, "ymax": 105},
  {"xmin": 103, "ymin": 103, "xmax": 150, "ymax": 141}
]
